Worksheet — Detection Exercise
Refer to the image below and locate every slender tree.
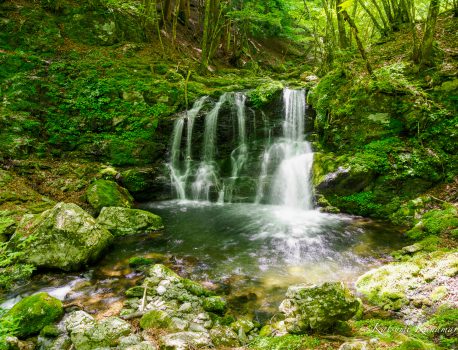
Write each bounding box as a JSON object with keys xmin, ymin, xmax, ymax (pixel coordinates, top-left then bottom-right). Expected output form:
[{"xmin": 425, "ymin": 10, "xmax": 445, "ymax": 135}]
[
  {"xmin": 420, "ymin": 0, "xmax": 441, "ymax": 66},
  {"xmin": 341, "ymin": 8, "xmax": 374, "ymax": 76}
]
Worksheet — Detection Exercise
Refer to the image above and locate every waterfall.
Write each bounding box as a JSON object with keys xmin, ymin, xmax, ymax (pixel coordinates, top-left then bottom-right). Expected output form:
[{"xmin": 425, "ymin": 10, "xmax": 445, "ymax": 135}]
[
  {"xmin": 256, "ymin": 88, "xmax": 314, "ymax": 210},
  {"xmin": 225, "ymin": 92, "xmax": 248, "ymax": 202},
  {"xmin": 191, "ymin": 93, "xmax": 231, "ymax": 200},
  {"xmin": 169, "ymin": 96, "xmax": 207, "ymax": 199},
  {"xmin": 168, "ymin": 88, "xmax": 313, "ymax": 208}
]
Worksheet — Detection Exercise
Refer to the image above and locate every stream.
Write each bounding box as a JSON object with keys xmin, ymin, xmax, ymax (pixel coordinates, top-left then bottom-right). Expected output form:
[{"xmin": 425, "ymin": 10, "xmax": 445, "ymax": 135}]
[{"xmin": 1, "ymin": 88, "xmax": 404, "ymax": 320}]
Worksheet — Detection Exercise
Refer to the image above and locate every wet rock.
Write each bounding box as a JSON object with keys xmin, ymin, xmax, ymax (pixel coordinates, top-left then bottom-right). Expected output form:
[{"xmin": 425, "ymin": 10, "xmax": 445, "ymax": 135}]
[
  {"xmin": 160, "ymin": 331, "xmax": 212, "ymax": 350},
  {"xmin": 279, "ymin": 282, "xmax": 360, "ymax": 333},
  {"xmin": 2, "ymin": 293, "xmax": 63, "ymax": 338},
  {"xmin": 9, "ymin": 203, "xmax": 113, "ymax": 271},
  {"xmin": 316, "ymin": 166, "xmax": 374, "ymax": 197},
  {"xmin": 86, "ymin": 179, "xmax": 134, "ymax": 214},
  {"xmin": 97, "ymin": 207, "xmax": 164, "ymax": 236}
]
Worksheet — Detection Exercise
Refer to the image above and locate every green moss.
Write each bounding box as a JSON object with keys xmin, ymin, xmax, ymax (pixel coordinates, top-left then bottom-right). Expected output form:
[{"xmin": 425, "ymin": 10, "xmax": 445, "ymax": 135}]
[
  {"xmin": 121, "ymin": 169, "xmax": 149, "ymax": 193},
  {"xmin": 330, "ymin": 191, "xmax": 385, "ymax": 217},
  {"xmin": 247, "ymin": 80, "xmax": 284, "ymax": 108},
  {"xmin": 139, "ymin": 310, "xmax": 172, "ymax": 329},
  {"xmin": 395, "ymin": 339, "xmax": 436, "ymax": 350},
  {"xmin": 425, "ymin": 307, "xmax": 458, "ymax": 348},
  {"xmin": 249, "ymin": 335, "xmax": 321, "ymax": 350},
  {"xmin": 125, "ymin": 286, "xmax": 145, "ymax": 297},
  {"xmin": 86, "ymin": 179, "xmax": 134, "ymax": 214},
  {"xmin": 406, "ymin": 205, "xmax": 458, "ymax": 240},
  {"xmin": 128, "ymin": 257, "xmax": 154, "ymax": 267},
  {"xmin": 2, "ymin": 293, "xmax": 63, "ymax": 338},
  {"xmin": 40, "ymin": 324, "xmax": 60, "ymax": 338},
  {"xmin": 182, "ymin": 278, "xmax": 214, "ymax": 297},
  {"xmin": 202, "ymin": 296, "xmax": 227, "ymax": 315}
]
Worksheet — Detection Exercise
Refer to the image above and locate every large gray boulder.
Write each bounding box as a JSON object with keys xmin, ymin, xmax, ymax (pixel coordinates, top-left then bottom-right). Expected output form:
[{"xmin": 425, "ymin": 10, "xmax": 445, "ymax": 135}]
[
  {"xmin": 97, "ymin": 207, "xmax": 164, "ymax": 236},
  {"xmin": 279, "ymin": 282, "xmax": 360, "ymax": 333},
  {"xmin": 9, "ymin": 203, "xmax": 113, "ymax": 271}
]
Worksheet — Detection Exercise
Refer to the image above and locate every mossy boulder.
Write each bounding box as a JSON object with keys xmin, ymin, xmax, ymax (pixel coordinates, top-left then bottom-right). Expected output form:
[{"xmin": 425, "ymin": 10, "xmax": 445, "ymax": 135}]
[
  {"xmin": 356, "ymin": 252, "xmax": 458, "ymax": 312},
  {"xmin": 9, "ymin": 202, "xmax": 113, "ymax": 271},
  {"xmin": 278, "ymin": 282, "xmax": 360, "ymax": 333},
  {"xmin": 96, "ymin": 207, "xmax": 163, "ymax": 236},
  {"xmin": 2, "ymin": 292, "xmax": 63, "ymax": 338},
  {"xmin": 202, "ymin": 296, "xmax": 227, "ymax": 314},
  {"xmin": 247, "ymin": 80, "xmax": 284, "ymax": 108},
  {"xmin": 356, "ymin": 262, "xmax": 421, "ymax": 311},
  {"xmin": 316, "ymin": 166, "xmax": 374, "ymax": 197},
  {"xmin": 120, "ymin": 168, "xmax": 159, "ymax": 200},
  {"xmin": 406, "ymin": 205, "xmax": 458, "ymax": 240},
  {"xmin": 86, "ymin": 179, "xmax": 134, "ymax": 214}
]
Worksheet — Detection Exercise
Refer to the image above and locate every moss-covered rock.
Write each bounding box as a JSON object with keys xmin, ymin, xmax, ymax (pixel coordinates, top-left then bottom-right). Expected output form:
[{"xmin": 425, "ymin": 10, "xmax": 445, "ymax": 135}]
[
  {"xmin": 247, "ymin": 80, "xmax": 284, "ymax": 108},
  {"xmin": 96, "ymin": 207, "xmax": 163, "ymax": 236},
  {"xmin": 278, "ymin": 282, "xmax": 360, "ymax": 333},
  {"xmin": 86, "ymin": 179, "xmax": 134, "ymax": 214},
  {"xmin": 406, "ymin": 205, "xmax": 458, "ymax": 240},
  {"xmin": 356, "ymin": 252, "xmax": 458, "ymax": 313},
  {"xmin": 140, "ymin": 310, "xmax": 173, "ymax": 329},
  {"xmin": 9, "ymin": 202, "xmax": 113, "ymax": 271},
  {"xmin": 2, "ymin": 292, "xmax": 63, "ymax": 338},
  {"xmin": 202, "ymin": 296, "xmax": 227, "ymax": 315},
  {"xmin": 316, "ymin": 166, "xmax": 374, "ymax": 197},
  {"xmin": 129, "ymin": 256, "xmax": 155, "ymax": 267},
  {"xmin": 120, "ymin": 168, "xmax": 160, "ymax": 200}
]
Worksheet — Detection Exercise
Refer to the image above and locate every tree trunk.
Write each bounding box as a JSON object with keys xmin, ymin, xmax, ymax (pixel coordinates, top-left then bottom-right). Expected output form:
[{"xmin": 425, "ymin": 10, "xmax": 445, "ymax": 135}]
[
  {"xmin": 420, "ymin": 0, "xmax": 441, "ymax": 66},
  {"xmin": 356, "ymin": 0, "xmax": 386, "ymax": 36},
  {"xmin": 164, "ymin": 0, "xmax": 174, "ymax": 22},
  {"xmin": 370, "ymin": 0, "xmax": 391, "ymax": 33},
  {"xmin": 201, "ymin": 0, "xmax": 212, "ymax": 68},
  {"xmin": 342, "ymin": 9, "xmax": 374, "ymax": 77},
  {"xmin": 336, "ymin": 0, "xmax": 349, "ymax": 48}
]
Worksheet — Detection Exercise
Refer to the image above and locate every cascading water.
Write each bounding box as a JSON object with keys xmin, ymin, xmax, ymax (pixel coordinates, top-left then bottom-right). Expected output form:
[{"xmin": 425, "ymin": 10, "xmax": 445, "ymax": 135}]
[
  {"xmin": 169, "ymin": 96, "xmax": 207, "ymax": 199},
  {"xmin": 257, "ymin": 88, "xmax": 314, "ymax": 209},
  {"xmin": 169, "ymin": 88, "xmax": 313, "ymax": 206},
  {"xmin": 191, "ymin": 93, "xmax": 231, "ymax": 201}
]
